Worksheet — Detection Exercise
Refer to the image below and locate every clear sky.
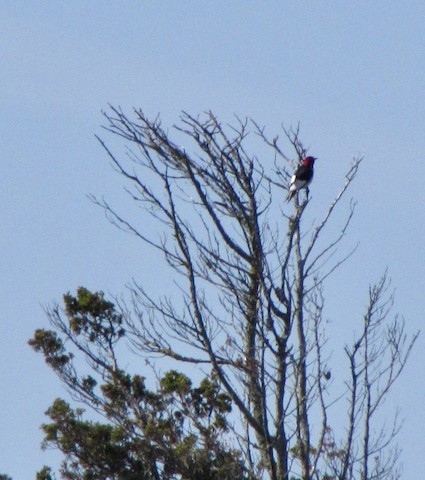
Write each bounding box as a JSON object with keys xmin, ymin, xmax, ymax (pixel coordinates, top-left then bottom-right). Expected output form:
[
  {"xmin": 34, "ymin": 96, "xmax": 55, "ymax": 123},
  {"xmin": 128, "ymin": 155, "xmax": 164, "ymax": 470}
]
[{"xmin": 1, "ymin": 2, "xmax": 424, "ymax": 478}]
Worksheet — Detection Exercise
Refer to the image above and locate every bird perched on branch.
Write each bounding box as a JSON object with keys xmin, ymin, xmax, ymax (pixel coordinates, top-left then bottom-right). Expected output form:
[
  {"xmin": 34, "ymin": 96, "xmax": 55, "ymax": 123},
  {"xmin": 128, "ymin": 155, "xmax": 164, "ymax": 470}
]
[{"xmin": 286, "ymin": 156, "xmax": 317, "ymax": 202}]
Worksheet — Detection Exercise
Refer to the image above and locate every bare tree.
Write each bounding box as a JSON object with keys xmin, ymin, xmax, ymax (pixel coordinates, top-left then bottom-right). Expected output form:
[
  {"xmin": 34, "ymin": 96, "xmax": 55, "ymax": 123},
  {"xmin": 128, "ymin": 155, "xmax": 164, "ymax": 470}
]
[{"xmin": 41, "ymin": 107, "xmax": 418, "ymax": 480}]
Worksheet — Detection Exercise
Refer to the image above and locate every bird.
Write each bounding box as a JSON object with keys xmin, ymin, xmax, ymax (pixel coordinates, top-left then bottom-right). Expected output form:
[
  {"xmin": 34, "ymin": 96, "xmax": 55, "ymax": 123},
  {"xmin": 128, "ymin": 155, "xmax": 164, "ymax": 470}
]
[{"xmin": 286, "ymin": 156, "xmax": 317, "ymax": 202}]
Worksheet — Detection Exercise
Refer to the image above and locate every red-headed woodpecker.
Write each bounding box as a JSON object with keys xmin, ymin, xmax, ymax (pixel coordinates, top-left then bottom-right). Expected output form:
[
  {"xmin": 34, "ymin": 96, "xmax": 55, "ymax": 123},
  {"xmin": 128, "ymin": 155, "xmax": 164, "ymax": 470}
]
[{"xmin": 286, "ymin": 156, "xmax": 317, "ymax": 202}]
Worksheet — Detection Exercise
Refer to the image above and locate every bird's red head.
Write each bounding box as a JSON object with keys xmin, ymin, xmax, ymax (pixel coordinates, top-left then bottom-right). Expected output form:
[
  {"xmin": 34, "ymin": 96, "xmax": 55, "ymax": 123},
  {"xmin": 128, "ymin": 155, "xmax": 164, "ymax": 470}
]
[{"xmin": 302, "ymin": 156, "xmax": 317, "ymax": 167}]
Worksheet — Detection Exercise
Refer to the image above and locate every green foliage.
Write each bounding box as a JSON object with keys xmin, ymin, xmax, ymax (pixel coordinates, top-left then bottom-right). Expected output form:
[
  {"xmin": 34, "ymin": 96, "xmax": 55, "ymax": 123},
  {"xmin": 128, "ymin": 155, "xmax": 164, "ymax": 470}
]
[
  {"xmin": 40, "ymin": 398, "xmax": 149, "ymax": 479},
  {"xmin": 36, "ymin": 466, "xmax": 55, "ymax": 480},
  {"xmin": 28, "ymin": 329, "xmax": 72, "ymax": 370},
  {"xmin": 30, "ymin": 289, "xmax": 254, "ymax": 480},
  {"xmin": 160, "ymin": 370, "xmax": 192, "ymax": 394},
  {"xmin": 64, "ymin": 287, "xmax": 125, "ymax": 342}
]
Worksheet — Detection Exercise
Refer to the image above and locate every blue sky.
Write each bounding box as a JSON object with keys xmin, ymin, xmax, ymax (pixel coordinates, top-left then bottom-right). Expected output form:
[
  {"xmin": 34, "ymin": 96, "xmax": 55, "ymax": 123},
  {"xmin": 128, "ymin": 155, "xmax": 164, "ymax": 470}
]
[{"xmin": 2, "ymin": 2, "xmax": 424, "ymax": 478}]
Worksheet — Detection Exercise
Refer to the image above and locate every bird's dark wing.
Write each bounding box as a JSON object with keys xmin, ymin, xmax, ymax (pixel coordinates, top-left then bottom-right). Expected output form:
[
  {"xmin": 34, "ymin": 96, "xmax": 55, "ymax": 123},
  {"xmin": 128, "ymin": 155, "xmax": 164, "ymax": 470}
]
[{"xmin": 294, "ymin": 164, "xmax": 314, "ymax": 182}]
